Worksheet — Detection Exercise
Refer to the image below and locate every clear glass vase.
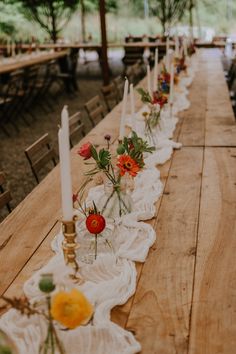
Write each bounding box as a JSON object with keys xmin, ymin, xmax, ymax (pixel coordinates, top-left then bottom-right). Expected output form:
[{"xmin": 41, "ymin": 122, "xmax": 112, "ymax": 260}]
[
  {"xmin": 76, "ymin": 219, "xmax": 114, "ymax": 264},
  {"xmin": 144, "ymin": 104, "xmax": 161, "ymax": 148},
  {"xmin": 98, "ymin": 177, "xmax": 133, "ymax": 219}
]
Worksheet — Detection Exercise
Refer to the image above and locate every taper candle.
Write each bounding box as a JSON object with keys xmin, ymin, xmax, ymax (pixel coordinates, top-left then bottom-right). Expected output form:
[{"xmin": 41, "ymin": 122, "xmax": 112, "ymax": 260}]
[
  {"xmin": 175, "ymin": 35, "xmax": 179, "ymax": 58},
  {"xmin": 130, "ymin": 83, "xmax": 136, "ymax": 132},
  {"xmin": 166, "ymin": 37, "xmax": 170, "ymax": 71},
  {"xmin": 119, "ymin": 78, "xmax": 129, "ymax": 140},
  {"xmin": 147, "ymin": 65, "xmax": 152, "ymax": 97},
  {"xmin": 58, "ymin": 106, "xmax": 73, "ymax": 221},
  {"xmin": 170, "ymin": 63, "xmax": 174, "ymax": 105},
  {"xmin": 153, "ymin": 48, "xmax": 159, "ymax": 92}
]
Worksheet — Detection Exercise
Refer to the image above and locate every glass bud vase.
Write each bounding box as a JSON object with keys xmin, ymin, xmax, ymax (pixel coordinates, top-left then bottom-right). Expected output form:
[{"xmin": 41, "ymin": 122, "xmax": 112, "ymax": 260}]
[
  {"xmin": 98, "ymin": 176, "xmax": 133, "ymax": 220},
  {"xmin": 76, "ymin": 219, "xmax": 114, "ymax": 264}
]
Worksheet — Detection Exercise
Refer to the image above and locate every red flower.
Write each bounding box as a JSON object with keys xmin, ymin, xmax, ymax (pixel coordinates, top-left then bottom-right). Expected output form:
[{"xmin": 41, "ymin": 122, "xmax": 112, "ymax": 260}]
[
  {"xmin": 78, "ymin": 142, "xmax": 92, "ymax": 160},
  {"xmin": 152, "ymin": 92, "xmax": 168, "ymax": 108},
  {"xmin": 86, "ymin": 214, "xmax": 106, "ymax": 234},
  {"xmin": 163, "ymin": 72, "xmax": 170, "ymax": 83},
  {"xmin": 117, "ymin": 155, "xmax": 140, "ymax": 177}
]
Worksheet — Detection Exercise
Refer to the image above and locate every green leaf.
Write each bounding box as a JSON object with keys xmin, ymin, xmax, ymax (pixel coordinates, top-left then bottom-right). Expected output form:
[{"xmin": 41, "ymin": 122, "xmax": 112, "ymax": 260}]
[{"xmin": 91, "ymin": 145, "xmax": 98, "ymax": 161}]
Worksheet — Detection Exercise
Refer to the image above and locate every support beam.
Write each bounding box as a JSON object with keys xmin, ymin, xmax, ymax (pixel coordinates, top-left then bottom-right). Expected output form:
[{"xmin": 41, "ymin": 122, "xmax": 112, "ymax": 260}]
[{"xmin": 99, "ymin": 0, "xmax": 110, "ymax": 85}]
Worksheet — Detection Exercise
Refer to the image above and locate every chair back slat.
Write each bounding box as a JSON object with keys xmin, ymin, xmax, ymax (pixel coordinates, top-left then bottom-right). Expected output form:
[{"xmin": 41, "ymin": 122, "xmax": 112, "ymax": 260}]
[
  {"xmin": 113, "ymin": 76, "xmax": 124, "ymax": 101},
  {"xmin": 69, "ymin": 112, "xmax": 86, "ymax": 147},
  {"xmin": 25, "ymin": 133, "xmax": 51, "ymax": 159},
  {"xmin": 32, "ymin": 149, "xmax": 57, "ymax": 174},
  {"xmin": 84, "ymin": 95, "xmax": 105, "ymax": 127},
  {"xmin": 25, "ymin": 133, "xmax": 57, "ymax": 184},
  {"xmin": 101, "ymin": 83, "xmax": 119, "ymax": 111}
]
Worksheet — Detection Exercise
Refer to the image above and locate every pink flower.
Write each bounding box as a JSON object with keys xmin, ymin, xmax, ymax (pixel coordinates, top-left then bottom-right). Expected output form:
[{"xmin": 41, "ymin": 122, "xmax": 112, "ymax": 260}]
[{"xmin": 77, "ymin": 142, "xmax": 92, "ymax": 160}]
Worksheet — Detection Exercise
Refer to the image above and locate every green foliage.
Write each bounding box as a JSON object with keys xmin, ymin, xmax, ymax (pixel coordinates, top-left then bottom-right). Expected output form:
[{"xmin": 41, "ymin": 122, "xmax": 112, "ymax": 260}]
[
  {"xmin": 136, "ymin": 88, "xmax": 152, "ymax": 104},
  {"xmin": 7, "ymin": 0, "xmax": 80, "ymax": 42},
  {"xmin": 0, "ymin": 345, "xmax": 12, "ymax": 354},
  {"xmin": 122, "ymin": 131, "xmax": 155, "ymax": 168},
  {"xmin": 149, "ymin": 0, "xmax": 189, "ymax": 34}
]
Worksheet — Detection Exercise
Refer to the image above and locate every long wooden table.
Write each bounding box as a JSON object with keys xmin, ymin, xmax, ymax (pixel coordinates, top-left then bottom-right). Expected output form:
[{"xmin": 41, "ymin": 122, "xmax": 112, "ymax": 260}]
[
  {"xmin": 1, "ymin": 48, "xmax": 236, "ymax": 353},
  {"xmin": 0, "ymin": 50, "xmax": 68, "ymax": 75}
]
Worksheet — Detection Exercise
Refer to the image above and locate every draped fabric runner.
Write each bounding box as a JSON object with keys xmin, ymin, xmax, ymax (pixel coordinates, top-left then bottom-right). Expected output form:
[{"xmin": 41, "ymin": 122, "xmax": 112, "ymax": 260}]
[{"xmin": 0, "ymin": 57, "xmax": 197, "ymax": 354}]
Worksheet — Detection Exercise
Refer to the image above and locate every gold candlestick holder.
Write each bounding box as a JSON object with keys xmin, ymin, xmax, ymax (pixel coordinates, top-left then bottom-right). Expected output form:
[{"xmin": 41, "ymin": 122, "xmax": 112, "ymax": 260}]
[{"xmin": 62, "ymin": 218, "xmax": 82, "ymax": 281}]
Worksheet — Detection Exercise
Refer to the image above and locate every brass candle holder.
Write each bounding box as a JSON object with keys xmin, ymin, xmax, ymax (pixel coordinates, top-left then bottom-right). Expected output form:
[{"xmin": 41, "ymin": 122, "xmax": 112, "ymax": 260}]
[{"xmin": 62, "ymin": 218, "xmax": 82, "ymax": 281}]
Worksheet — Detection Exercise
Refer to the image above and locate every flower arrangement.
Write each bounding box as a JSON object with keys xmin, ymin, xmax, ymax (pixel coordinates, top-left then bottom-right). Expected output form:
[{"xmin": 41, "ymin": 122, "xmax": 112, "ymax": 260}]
[
  {"xmin": 0, "ymin": 274, "xmax": 93, "ymax": 354},
  {"xmin": 137, "ymin": 87, "xmax": 168, "ymax": 143},
  {"xmin": 76, "ymin": 132, "xmax": 155, "ymax": 219},
  {"xmin": 158, "ymin": 64, "xmax": 171, "ymax": 94},
  {"xmin": 174, "ymin": 56, "xmax": 187, "ymax": 74},
  {"xmin": 188, "ymin": 42, "xmax": 196, "ymax": 56}
]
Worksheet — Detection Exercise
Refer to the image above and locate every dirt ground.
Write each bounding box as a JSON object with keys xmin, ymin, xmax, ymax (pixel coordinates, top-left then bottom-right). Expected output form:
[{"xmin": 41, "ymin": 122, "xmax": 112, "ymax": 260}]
[{"xmin": 0, "ymin": 50, "xmax": 124, "ymax": 221}]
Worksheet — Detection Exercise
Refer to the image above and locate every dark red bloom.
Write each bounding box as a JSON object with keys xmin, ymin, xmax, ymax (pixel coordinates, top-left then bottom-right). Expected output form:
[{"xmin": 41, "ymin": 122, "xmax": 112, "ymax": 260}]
[
  {"xmin": 152, "ymin": 91, "xmax": 168, "ymax": 108},
  {"xmin": 86, "ymin": 214, "xmax": 106, "ymax": 234}
]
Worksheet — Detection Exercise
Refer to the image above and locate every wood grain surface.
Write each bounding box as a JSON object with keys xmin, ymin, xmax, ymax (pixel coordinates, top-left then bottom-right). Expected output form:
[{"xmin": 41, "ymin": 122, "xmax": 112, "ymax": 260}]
[{"xmin": 1, "ymin": 49, "xmax": 236, "ymax": 354}]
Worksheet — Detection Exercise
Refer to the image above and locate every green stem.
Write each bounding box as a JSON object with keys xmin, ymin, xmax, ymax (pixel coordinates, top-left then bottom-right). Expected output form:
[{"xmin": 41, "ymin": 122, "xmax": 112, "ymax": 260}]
[
  {"xmin": 117, "ymin": 190, "xmax": 130, "ymax": 215},
  {"xmin": 52, "ymin": 325, "xmax": 66, "ymax": 354},
  {"xmin": 102, "ymin": 188, "xmax": 116, "ymax": 213},
  {"xmin": 95, "ymin": 234, "xmax": 98, "ymax": 260}
]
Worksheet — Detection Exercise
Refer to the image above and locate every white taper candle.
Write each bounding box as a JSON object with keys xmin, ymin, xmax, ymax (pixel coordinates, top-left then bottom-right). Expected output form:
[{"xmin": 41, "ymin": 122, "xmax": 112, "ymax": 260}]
[
  {"xmin": 183, "ymin": 37, "xmax": 188, "ymax": 57},
  {"xmin": 166, "ymin": 37, "xmax": 170, "ymax": 70},
  {"xmin": 58, "ymin": 106, "xmax": 73, "ymax": 221},
  {"xmin": 119, "ymin": 78, "xmax": 129, "ymax": 140},
  {"xmin": 153, "ymin": 48, "xmax": 159, "ymax": 92},
  {"xmin": 170, "ymin": 63, "xmax": 175, "ymax": 105},
  {"xmin": 175, "ymin": 35, "xmax": 179, "ymax": 58},
  {"xmin": 147, "ymin": 65, "xmax": 152, "ymax": 97},
  {"xmin": 130, "ymin": 83, "xmax": 136, "ymax": 132}
]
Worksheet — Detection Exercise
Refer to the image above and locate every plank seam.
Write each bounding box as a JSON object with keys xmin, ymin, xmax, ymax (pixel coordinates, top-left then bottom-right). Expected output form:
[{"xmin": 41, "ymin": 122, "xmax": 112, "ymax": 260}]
[{"xmin": 187, "ymin": 147, "xmax": 206, "ymax": 354}]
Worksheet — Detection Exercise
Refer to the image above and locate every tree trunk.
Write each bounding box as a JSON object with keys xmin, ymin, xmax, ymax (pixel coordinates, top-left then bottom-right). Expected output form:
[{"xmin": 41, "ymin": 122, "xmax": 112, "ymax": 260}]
[
  {"xmin": 161, "ymin": 19, "xmax": 166, "ymax": 36},
  {"xmin": 81, "ymin": 0, "xmax": 86, "ymax": 43},
  {"xmin": 50, "ymin": 2, "xmax": 57, "ymax": 43},
  {"xmin": 99, "ymin": 0, "xmax": 110, "ymax": 85},
  {"xmin": 189, "ymin": 0, "xmax": 194, "ymax": 39}
]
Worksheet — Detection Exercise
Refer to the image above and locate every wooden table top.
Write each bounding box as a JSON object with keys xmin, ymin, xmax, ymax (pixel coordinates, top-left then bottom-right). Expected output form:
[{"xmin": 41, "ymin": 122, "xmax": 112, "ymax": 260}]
[
  {"xmin": 1, "ymin": 48, "xmax": 236, "ymax": 353},
  {"xmin": 0, "ymin": 50, "xmax": 68, "ymax": 75}
]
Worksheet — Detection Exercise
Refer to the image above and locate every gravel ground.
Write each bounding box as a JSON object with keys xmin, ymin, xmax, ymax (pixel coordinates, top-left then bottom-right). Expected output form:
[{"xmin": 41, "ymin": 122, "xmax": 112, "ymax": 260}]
[{"xmin": 0, "ymin": 50, "xmax": 124, "ymax": 221}]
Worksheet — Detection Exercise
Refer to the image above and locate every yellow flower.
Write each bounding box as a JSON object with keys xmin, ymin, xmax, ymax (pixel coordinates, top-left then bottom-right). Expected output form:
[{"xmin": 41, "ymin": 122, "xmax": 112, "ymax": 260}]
[{"xmin": 51, "ymin": 289, "xmax": 93, "ymax": 329}]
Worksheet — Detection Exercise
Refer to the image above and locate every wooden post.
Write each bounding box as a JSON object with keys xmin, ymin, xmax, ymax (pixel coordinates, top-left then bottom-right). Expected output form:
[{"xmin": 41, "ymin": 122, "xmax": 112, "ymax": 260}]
[
  {"xmin": 81, "ymin": 0, "xmax": 86, "ymax": 43},
  {"xmin": 99, "ymin": 0, "xmax": 110, "ymax": 85}
]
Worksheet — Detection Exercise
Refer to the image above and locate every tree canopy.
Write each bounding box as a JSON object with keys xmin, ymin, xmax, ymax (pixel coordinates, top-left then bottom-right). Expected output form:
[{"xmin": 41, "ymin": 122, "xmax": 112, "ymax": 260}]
[{"xmin": 149, "ymin": 0, "xmax": 189, "ymax": 34}]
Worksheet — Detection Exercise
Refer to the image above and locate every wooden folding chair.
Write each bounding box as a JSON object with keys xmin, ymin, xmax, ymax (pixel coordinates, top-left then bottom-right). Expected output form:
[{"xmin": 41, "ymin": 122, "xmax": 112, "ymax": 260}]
[
  {"xmin": 25, "ymin": 133, "xmax": 57, "ymax": 184},
  {"xmin": 84, "ymin": 95, "xmax": 105, "ymax": 127},
  {"xmin": 101, "ymin": 83, "xmax": 119, "ymax": 112},
  {"xmin": 0, "ymin": 172, "xmax": 12, "ymax": 213},
  {"xmin": 69, "ymin": 111, "xmax": 86, "ymax": 147},
  {"xmin": 113, "ymin": 76, "xmax": 124, "ymax": 101}
]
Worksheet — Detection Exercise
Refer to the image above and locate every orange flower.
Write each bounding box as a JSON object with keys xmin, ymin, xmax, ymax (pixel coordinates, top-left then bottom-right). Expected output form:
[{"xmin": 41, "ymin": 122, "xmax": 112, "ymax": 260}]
[
  {"xmin": 51, "ymin": 289, "xmax": 93, "ymax": 329},
  {"xmin": 117, "ymin": 155, "xmax": 140, "ymax": 177}
]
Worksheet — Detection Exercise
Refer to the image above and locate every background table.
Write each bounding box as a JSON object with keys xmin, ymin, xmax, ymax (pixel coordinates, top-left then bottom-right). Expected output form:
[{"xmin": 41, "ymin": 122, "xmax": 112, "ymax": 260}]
[
  {"xmin": 0, "ymin": 50, "xmax": 68, "ymax": 75},
  {"xmin": 1, "ymin": 49, "xmax": 236, "ymax": 353}
]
